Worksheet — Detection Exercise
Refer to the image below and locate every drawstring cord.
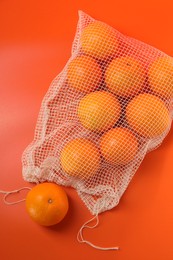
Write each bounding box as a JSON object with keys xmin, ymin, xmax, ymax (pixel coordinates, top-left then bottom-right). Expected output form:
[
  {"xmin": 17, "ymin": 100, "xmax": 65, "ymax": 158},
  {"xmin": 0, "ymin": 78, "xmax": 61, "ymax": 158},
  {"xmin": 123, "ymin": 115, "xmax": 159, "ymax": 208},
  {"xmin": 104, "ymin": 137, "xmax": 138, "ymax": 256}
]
[
  {"xmin": 0, "ymin": 187, "xmax": 31, "ymax": 205},
  {"xmin": 77, "ymin": 214, "xmax": 119, "ymax": 251}
]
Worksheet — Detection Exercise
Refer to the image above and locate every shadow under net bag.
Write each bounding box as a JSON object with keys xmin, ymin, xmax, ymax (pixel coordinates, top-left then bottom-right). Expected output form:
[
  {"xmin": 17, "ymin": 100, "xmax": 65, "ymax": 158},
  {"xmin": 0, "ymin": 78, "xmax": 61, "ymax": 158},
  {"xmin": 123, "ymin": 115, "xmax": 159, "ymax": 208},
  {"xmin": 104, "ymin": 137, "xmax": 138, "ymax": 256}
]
[{"xmin": 22, "ymin": 11, "xmax": 173, "ymax": 249}]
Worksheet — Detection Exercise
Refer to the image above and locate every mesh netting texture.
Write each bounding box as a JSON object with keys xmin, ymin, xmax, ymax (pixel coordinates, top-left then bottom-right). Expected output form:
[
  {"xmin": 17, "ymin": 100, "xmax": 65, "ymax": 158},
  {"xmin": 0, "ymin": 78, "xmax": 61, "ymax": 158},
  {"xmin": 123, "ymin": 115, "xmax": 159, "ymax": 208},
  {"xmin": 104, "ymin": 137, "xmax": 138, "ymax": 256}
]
[{"xmin": 22, "ymin": 11, "xmax": 173, "ymax": 215}]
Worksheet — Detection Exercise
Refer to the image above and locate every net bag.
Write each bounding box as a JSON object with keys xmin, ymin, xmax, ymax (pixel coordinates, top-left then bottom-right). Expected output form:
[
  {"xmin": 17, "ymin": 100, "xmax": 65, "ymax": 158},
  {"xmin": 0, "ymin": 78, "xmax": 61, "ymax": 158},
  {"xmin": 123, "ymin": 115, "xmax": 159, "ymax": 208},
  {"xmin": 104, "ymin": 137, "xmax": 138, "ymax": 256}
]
[{"xmin": 22, "ymin": 11, "xmax": 173, "ymax": 216}]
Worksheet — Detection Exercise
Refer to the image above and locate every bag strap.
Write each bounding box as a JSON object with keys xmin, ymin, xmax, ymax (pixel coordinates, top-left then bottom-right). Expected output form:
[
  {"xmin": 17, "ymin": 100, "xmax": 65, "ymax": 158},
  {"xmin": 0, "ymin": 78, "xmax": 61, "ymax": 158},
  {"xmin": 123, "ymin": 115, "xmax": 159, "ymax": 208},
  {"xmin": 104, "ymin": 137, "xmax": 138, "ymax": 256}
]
[
  {"xmin": 0, "ymin": 187, "xmax": 31, "ymax": 205},
  {"xmin": 77, "ymin": 214, "xmax": 119, "ymax": 251}
]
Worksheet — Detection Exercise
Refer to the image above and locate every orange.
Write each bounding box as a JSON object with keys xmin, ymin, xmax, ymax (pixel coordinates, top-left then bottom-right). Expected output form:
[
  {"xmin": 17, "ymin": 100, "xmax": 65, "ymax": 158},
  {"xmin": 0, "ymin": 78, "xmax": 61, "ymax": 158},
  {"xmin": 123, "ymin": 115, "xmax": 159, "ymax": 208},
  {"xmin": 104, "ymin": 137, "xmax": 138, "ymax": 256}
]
[
  {"xmin": 105, "ymin": 56, "xmax": 146, "ymax": 97},
  {"xmin": 148, "ymin": 56, "xmax": 173, "ymax": 100},
  {"xmin": 77, "ymin": 91, "xmax": 121, "ymax": 132},
  {"xmin": 80, "ymin": 21, "xmax": 118, "ymax": 60},
  {"xmin": 100, "ymin": 127, "xmax": 138, "ymax": 165},
  {"xmin": 26, "ymin": 182, "xmax": 69, "ymax": 226},
  {"xmin": 60, "ymin": 138, "xmax": 101, "ymax": 178},
  {"xmin": 126, "ymin": 93, "xmax": 170, "ymax": 138},
  {"xmin": 67, "ymin": 55, "xmax": 102, "ymax": 93}
]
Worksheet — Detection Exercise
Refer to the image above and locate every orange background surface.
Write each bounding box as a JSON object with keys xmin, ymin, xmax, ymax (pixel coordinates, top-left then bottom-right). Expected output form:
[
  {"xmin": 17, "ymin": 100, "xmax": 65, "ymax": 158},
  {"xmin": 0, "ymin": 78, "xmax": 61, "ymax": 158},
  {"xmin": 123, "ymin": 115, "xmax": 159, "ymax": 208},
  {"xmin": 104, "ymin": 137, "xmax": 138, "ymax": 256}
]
[{"xmin": 0, "ymin": 1, "xmax": 173, "ymax": 259}]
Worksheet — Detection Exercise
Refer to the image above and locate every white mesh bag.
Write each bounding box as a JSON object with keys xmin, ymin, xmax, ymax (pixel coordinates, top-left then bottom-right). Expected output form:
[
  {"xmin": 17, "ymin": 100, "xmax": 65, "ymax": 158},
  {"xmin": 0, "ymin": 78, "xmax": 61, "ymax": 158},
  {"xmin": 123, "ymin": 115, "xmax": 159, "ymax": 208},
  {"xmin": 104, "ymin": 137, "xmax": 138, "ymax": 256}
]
[{"xmin": 22, "ymin": 11, "xmax": 173, "ymax": 217}]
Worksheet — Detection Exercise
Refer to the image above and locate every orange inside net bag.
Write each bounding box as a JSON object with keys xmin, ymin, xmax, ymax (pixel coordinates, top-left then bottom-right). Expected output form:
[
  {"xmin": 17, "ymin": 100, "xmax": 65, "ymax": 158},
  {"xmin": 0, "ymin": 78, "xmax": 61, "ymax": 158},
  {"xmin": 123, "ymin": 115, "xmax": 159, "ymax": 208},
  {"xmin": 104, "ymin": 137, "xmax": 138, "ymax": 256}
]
[{"xmin": 22, "ymin": 11, "xmax": 173, "ymax": 218}]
